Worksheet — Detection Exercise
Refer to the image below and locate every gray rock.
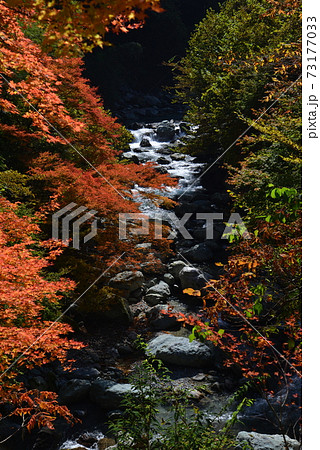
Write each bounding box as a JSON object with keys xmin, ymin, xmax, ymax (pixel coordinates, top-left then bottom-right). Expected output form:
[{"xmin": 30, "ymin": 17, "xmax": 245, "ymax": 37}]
[
  {"xmin": 109, "ymin": 271, "xmax": 144, "ymax": 295},
  {"xmin": 156, "ymin": 123, "xmax": 176, "ymax": 142},
  {"xmin": 145, "ymin": 281, "xmax": 170, "ymax": 305},
  {"xmin": 179, "ymin": 266, "xmax": 206, "ymax": 290},
  {"xmin": 183, "ymin": 243, "xmax": 213, "ymax": 263},
  {"xmin": 59, "ymin": 379, "xmax": 91, "ymax": 404},
  {"xmin": 168, "ymin": 260, "xmax": 187, "ymax": 279},
  {"xmin": 147, "ymin": 334, "xmax": 215, "ymax": 368},
  {"xmin": 90, "ymin": 379, "xmax": 135, "ymax": 410},
  {"xmin": 163, "ymin": 273, "xmax": 175, "ymax": 285},
  {"xmin": 171, "ymin": 153, "xmax": 186, "ymax": 161},
  {"xmin": 140, "ymin": 138, "xmax": 151, "ymax": 147},
  {"xmin": 146, "ymin": 304, "xmax": 182, "ymax": 330},
  {"xmin": 236, "ymin": 432, "xmax": 300, "ymax": 450}
]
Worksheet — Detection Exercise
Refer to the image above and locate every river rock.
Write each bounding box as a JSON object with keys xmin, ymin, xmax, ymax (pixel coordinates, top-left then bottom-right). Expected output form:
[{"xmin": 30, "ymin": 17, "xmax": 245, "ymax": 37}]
[
  {"xmin": 156, "ymin": 123, "xmax": 176, "ymax": 142},
  {"xmin": 140, "ymin": 138, "xmax": 151, "ymax": 147},
  {"xmin": 32, "ymin": 427, "xmax": 61, "ymax": 450},
  {"xmin": 183, "ymin": 243, "xmax": 213, "ymax": 263},
  {"xmin": 146, "ymin": 304, "xmax": 182, "ymax": 330},
  {"xmin": 171, "ymin": 153, "xmax": 186, "ymax": 161},
  {"xmin": 157, "ymin": 156, "xmax": 171, "ymax": 165},
  {"xmin": 147, "ymin": 334, "xmax": 215, "ymax": 368},
  {"xmin": 90, "ymin": 380, "xmax": 135, "ymax": 410},
  {"xmin": 236, "ymin": 432, "xmax": 300, "ymax": 450},
  {"xmin": 109, "ymin": 271, "xmax": 144, "ymax": 296},
  {"xmin": 179, "ymin": 266, "xmax": 206, "ymax": 290},
  {"xmin": 163, "ymin": 273, "xmax": 175, "ymax": 285},
  {"xmin": 59, "ymin": 379, "xmax": 91, "ymax": 404},
  {"xmin": 168, "ymin": 260, "xmax": 187, "ymax": 279},
  {"xmin": 145, "ymin": 281, "xmax": 171, "ymax": 306}
]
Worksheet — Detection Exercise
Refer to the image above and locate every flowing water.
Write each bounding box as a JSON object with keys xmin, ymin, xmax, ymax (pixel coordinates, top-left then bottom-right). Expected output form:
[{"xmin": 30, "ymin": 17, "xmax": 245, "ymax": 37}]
[{"xmin": 59, "ymin": 120, "xmax": 234, "ymax": 450}]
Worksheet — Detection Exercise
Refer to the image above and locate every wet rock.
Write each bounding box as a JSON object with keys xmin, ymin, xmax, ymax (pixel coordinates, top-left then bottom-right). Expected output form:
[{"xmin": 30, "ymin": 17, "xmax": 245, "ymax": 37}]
[
  {"xmin": 236, "ymin": 432, "xmax": 300, "ymax": 450},
  {"xmin": 90, "ymin": 379, "xmax": 135, "ymax": 410},
  {"xmin": 192, "ymin": 373, "xmax": 207, "ymax": 382},
  {"xmin": 155, "ymin": 166, "xmax": 168, "ymax": 174},
  {"xmin": 146, "ymin": 304, "xmax": 182, "ymax": 330},
  {"xmin": 157, "ymin": 147, "xmax": 173, "ymax": 155},
  {"xmin": 140, "ymin": 138, "xmax": 151, "ymax": 147},
  {"xmin": 168, "ymin": 260, "xmax": 187, "ymax": 279},
  {"xmin": 179, "ymin": 266, "xmax": 206, "ymax": 290},
  {"xmin": 32, "ymin": 427, "xmax": 61, "ymax": 450},
  {"xmin": 109, "ymin": 271, "xmax": 144, "ymax": 296},
  {"xmin": 241, "ymin": 377, "xmax": 301, "ymax": 436},
  {"xmin": 183, "ymin": 243, "xmax": 214, "ymax": 263},
  {"xmin": 163, "ymin": 273, "xmax": 175, "ymax": 285},
  {"xmin": 147, "ymin": 334, "xmax": 215, "ymax": 368},
  {"xmin": 156, "ymin": 123, "xmax": 176, "ymax": 142},
  {"xmin": 59, "ymin": 379, "xmax": 91, "ymax": 404},
  {"xmin": 145, "ymin": 281, "xmax": 171, "ymax": 306},
  {"xmin": 157, "ymin": 156, "xmax": 171, "ymax": 165},
  {"xmin": 171, "ymin": 153, "xmax": 186, "ymax": 161}
]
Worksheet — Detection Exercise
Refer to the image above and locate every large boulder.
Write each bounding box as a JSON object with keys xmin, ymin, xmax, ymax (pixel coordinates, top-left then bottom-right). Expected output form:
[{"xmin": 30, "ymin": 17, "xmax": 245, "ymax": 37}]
[
  {"xmin": 90, "ymin": 379, "xmax": 135, "ymax": 410},
  {"xmin": 168, "ymin": 260, "xmax": 187, "ymax": 279},
  {"xmin": 179, "ymin": 266, "xmax": 206, "ymax": 290},
  {"xmin": 156, "ymin": 123, "xmax": 176, "ymax": 142},
  {"xmin": 147, "ymin": 334, "xmax": 215, "ymax": 368},
  {"xmin": 109, "ymin": 271, "xmax": 144, "ymax": 297},
  {"xmin": 145, "ymin": 281, "xmax": 171, "ymax": 306},
  {"xmin": 236, "ymin": 432, "xmax": 300, "ymax": 450}
]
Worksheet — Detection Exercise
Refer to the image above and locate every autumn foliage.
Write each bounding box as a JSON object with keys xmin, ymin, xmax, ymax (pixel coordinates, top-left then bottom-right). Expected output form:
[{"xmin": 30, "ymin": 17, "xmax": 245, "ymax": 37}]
[
  {"xmin": 0, "ymin": 197, "xmax": 82, "ymax": 430},
  {"xmin": 5, "ymin": 0, "xmax": 163, "ymax": 54},
  {"xmin": 0, "ymin": 0, "xmax": 174, "ymax": 436}
]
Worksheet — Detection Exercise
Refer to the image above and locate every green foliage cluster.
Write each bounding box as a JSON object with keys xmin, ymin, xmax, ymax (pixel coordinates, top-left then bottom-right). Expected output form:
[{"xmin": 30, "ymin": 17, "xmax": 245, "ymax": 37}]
[
  {"xmin": 174, "ymin": 0, "xmax": 301, "ymax": 154},
  {"xmin": 109, "ymin": 338, "xmax": 252, "ymax": 449}
]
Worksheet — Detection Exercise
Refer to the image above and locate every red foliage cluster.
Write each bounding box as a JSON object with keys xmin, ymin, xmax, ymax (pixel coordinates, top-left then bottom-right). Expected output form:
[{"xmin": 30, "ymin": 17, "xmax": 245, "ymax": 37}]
[{"xmin": 0, "ymin": 197, "xmax": 82, "ymax": 429}]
